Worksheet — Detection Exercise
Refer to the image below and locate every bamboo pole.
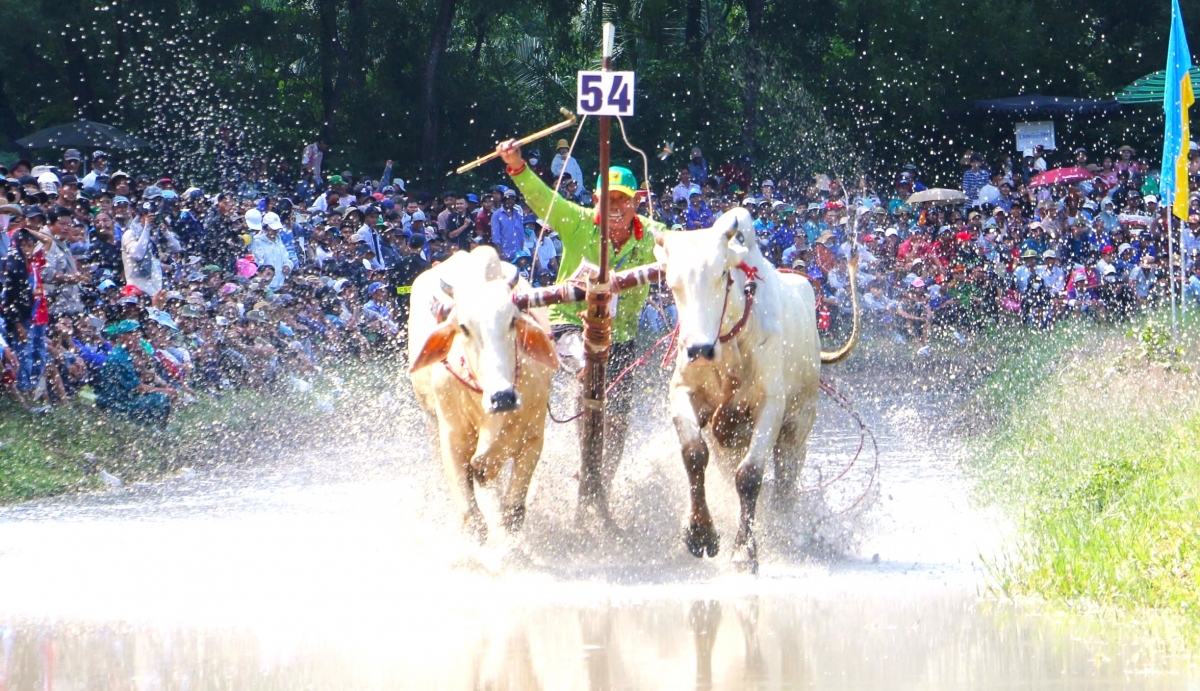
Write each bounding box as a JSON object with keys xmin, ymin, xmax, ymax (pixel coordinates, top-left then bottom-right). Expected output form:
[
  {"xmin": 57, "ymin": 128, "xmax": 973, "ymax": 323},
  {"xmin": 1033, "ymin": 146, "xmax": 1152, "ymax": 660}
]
[
  {"xmin": 450, "ymin": 108, "xmax": 577, "ymax": 176},
  {"xmin": 578, "ymin": 23, "xmax": 617, "ymax": 525}
]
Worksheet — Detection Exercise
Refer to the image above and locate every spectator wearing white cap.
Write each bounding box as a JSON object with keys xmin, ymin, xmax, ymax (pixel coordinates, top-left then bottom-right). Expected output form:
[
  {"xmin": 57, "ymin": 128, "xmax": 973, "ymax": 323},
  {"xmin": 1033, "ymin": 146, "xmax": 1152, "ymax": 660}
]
[
  {"xmin": 1036, "ymin": 249, "xmax": 1066, "ymax": 295},
  {"xmin": 249, "ymin": 211, "xmax": 293, "ymax": 290},
  {"xmin": 760, "ymin": 179, "xmax": 775, "ymax": 201}
]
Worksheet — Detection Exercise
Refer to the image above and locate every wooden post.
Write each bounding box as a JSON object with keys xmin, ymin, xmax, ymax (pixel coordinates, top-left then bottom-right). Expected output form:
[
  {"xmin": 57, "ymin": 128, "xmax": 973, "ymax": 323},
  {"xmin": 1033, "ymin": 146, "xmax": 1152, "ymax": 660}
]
[{"xmin": 578, "ymin": 22, "xmax": 616, "ymax": 523}]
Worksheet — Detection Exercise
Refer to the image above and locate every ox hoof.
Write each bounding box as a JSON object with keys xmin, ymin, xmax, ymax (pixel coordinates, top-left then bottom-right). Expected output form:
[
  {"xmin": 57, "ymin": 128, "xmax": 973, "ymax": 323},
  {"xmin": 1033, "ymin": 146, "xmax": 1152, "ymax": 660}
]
[
  {"xmin": 465, "ymin": 514, "xmax": 488, "ymax": 545},
  {"xmin": 732, "ymin": 529, "xmax": 759, "ymax": 575},
  {"xmin": 501, "ymin": 505, "xmax": 526, "ymax": 533},
  {"xmin": 684, "ymin": 521, "xmax": 720, "ymax": 559}
]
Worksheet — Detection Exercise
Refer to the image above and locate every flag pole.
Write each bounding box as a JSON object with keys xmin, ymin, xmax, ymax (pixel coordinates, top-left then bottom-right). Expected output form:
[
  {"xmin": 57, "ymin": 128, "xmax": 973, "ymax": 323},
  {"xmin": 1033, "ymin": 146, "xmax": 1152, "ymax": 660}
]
[{"xmin": 1168, "ymin": 203, "xmax": 1178, "ymax": 337}]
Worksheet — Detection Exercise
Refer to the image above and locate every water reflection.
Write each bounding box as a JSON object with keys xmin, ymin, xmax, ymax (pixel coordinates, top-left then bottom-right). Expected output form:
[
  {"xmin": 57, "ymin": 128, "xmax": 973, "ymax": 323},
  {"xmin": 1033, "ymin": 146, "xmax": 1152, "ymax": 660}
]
[{"xmin": 1, "ymin": 593, "xmax": 1190, "ymax": 689}]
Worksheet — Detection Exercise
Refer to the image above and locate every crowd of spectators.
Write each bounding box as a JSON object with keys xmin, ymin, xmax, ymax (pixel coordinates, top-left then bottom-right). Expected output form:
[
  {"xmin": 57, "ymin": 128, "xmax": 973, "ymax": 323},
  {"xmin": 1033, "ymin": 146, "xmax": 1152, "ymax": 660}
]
[
  {"xmin": 650, "ymin": 144, "xmax": 1200, "ymax": 355},
  {"xmin": 2, "ymin": 138, "xmax": 1199, "ymax": 422}
]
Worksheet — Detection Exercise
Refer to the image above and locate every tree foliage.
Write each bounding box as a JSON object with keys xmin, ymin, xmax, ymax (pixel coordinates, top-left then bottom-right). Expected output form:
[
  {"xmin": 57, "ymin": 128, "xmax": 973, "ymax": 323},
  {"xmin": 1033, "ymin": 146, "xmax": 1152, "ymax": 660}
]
[{"xmin": 0, "ymin": 0, "xmax": 1191, "ymax": 191}]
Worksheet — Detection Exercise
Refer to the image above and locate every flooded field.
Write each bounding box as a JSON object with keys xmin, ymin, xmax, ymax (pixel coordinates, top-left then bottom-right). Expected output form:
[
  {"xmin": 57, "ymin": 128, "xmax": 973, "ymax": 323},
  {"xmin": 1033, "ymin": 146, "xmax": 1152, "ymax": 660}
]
[{"xmin": 0, "ymin": 371, "xmax": 1192, "ymax": 689}]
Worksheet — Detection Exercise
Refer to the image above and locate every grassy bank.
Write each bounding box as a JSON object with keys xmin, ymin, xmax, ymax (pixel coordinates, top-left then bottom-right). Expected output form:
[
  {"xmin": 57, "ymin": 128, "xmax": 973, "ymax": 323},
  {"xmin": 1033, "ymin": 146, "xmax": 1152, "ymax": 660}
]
[
  {"xmin": 969, "ymin": 312, "xmax": 1200, "ymax": 620},
  {"xmin": 0, "ymin": 360, "xmax": 406, "ymax": 503}
]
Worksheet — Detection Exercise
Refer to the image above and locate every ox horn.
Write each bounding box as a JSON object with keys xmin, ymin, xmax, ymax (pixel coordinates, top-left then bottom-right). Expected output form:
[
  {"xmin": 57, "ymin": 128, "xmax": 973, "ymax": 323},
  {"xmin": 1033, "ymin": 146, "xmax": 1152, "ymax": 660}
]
[{"xmin": 439, "ymin": 279, "xmax": 455, "ymax": 299}]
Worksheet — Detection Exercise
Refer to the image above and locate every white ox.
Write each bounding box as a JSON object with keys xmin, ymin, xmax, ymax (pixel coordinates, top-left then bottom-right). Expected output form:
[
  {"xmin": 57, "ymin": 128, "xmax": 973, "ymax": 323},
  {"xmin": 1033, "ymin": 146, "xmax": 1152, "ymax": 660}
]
[
  {"xmin": 408, "ymin": 246, "xmax": 560, "ymax": 543},
  {"xmin": 653, "ymin": 208, "xmax": 860, "ymax": 573}
]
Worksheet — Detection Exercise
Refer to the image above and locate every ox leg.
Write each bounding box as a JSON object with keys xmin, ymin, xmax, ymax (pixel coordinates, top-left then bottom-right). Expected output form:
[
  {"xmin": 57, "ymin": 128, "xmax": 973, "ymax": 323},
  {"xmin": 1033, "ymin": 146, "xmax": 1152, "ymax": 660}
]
[
  {"xmin": 673, "ymin": 387, "xmax": 719, "ymax": 558},
  {"xmin": 439, "ymin": 423, "xmax": 488, "ymax": 544},
  {"xmin": 501, "ymin": 421, "xmax": 543, "ymax": 533},
  {"xmin": 775, "ymin": 400, "xmax": 816, "ymax": 507},
  {"xmin": 734, "ymin": 398, "xmax": 785, "ymax": 574}
]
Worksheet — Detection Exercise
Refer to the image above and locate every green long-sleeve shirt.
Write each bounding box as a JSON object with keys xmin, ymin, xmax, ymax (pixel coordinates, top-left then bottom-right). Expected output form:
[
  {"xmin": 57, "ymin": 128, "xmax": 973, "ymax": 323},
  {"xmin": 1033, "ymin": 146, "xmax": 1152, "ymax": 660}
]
[{"xmin": 509, "ymin": 166, "xmax": 667, "ymax": 343}]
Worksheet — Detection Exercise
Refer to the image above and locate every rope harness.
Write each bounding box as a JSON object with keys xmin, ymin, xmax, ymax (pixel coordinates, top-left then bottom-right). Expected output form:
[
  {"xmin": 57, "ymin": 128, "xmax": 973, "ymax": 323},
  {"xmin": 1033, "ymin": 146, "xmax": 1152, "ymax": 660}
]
[{"xmin": 430, "ymin": 298, "xmax": 520, "ymax": 396}]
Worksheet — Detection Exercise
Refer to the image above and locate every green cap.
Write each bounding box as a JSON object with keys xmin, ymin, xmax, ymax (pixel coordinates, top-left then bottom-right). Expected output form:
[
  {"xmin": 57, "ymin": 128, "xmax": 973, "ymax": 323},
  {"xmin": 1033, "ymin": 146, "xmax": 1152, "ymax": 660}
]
[
  {"xmin": 328, "ymin": 175, "xmax": 345, "ymax": 185},
  {"xmin": 104, "ymin": 319, "xmax": 141, "ymax": 337},
  {"xmin": 597, "ymin": 166, "xmax": 638, "ymax": 197}
]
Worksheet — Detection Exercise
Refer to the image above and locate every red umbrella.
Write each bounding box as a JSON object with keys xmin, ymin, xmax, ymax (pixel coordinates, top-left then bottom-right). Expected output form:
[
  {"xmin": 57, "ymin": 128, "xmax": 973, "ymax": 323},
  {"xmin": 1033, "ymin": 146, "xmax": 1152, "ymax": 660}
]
[{"xmin": 1029, "ymin": 166, "xmax": 1092, "ymax": 188}]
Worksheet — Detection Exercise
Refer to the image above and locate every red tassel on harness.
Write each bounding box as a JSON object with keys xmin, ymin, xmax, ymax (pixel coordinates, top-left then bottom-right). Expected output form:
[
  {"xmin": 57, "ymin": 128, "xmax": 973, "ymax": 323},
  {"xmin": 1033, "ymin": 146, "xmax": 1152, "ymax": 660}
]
[{"xmin": 736, "ymin": 261, "xmax": 760, "ymax": 282}]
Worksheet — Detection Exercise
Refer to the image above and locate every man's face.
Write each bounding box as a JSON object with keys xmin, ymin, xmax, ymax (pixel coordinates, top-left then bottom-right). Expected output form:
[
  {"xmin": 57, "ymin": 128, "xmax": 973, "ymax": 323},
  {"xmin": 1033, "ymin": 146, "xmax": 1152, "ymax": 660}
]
[
  {"xmin": 114, "ymin": 203, "xmax": 130, "ymax": 221},
  {"xmin": 59, "ymin": 185, "xmax": 78, "ymax": 203},
  {"xmin": 63, "ymin": 159, "xmax": 79, "ymax": 174},
  {"xmin": 503, "ymin": 195, "xmax": 515, "ymax": 210},
  {"xmin": 406, "ymin": 202, "xmax": 419, "ymax": 215},
  {"xmin": 49, "ymin": 215, "xmax": 71, "ymax": 238},
  {"xmin": 95, "ymin": 214, "xmax": 114, "ymax": 239},
  {"xmin": 679, "ymin": 170, "xmax": 690, "ymax": 184},
  {"xmin": 558, "ymin": 147, "xmax": 569, "ymax": 157},
  {"xmin": 217, "ymin": 197, "xmax": 233, "ymax": 215},
  {"xmin": 93, "ymin": 157, "xmax": 108, "ymax": 173},
  {"xmin": 454, "ymin": 198, "xmax": 467, "ymax": 213},
  {"xmin": 25, "ymin": 216, "xmax": 44, "ymax": 231},
  {"xmin": 605, "ymin": 191, "xmax": 637, "ymax": 232}
]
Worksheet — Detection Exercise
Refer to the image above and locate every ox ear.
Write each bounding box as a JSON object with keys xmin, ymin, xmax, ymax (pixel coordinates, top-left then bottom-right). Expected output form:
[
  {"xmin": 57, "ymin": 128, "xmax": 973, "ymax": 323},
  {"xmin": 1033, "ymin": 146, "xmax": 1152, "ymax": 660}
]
[
  {"xmin": 726, "ymin": 228, "xmax": 749, "ymax": 265},
  {"xmin": 516, "ymin": 316, "xmax": 560, "ymax": 370},
  {"xmin": 503, "ymin": 262, "xmax": 520, "ymax": 289},
  {"xmin": 409, "ymin": 321, "xmax": 456, "ymax": 373},
  {"xmin": 439, "ymin": 279, "xmax": 455, "ymax": 299}
]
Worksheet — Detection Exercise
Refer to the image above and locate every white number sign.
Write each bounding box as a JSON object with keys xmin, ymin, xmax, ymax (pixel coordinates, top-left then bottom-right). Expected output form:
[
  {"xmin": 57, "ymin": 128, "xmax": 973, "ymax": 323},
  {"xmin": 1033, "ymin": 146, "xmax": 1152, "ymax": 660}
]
[{"xmin": 576, "ymin": 71, "xmax": 636, "ymax": 116}]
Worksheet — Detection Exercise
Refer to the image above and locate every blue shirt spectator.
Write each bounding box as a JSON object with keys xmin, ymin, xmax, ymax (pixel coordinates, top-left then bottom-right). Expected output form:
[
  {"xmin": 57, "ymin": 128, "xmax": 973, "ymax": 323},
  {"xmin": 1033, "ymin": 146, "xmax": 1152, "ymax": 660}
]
[{"xmin": 490, "ymin": 196, "xmax": 525, "ymax": 261}]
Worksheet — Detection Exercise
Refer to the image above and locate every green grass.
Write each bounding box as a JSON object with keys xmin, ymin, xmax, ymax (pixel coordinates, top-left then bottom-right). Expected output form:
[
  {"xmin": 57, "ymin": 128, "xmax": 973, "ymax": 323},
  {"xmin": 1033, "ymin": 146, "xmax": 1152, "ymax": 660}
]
[
  {"xmin": 970, "ymin": 311, "xmax": 1200, "ymax": 621},
  {"xmin": 0, "ymin": 358, "xmax": 407, "ymax": 504}
]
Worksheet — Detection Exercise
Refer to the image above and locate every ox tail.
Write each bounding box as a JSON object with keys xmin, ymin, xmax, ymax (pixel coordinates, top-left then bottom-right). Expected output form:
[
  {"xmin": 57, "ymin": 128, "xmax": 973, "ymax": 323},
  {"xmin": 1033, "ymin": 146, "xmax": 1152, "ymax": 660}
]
[{"xmin": 820, "ymin": 248, "xmax": 861, "ymax": 365}]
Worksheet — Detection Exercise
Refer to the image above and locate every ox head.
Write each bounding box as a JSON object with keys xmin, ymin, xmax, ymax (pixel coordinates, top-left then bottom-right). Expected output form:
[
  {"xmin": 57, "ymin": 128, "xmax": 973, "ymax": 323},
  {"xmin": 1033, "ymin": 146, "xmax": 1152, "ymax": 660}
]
[
  {"xmin": 654, "ymin": 207, "xmax": 756, "ymax": 364},
  {"xmin": 410, "ymin": 246, "xmax": 558, "ymax": 413}
]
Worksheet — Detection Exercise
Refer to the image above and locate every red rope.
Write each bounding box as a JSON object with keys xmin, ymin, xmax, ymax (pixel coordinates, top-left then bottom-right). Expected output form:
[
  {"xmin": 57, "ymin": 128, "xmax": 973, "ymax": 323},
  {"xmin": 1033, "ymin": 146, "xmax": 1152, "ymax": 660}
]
[
  {"xmin": 810, "ymin": 378, "xmax": 881, "ymax": 516},
  {"xmin": 547, "ymin": 327, "xmax": 679, "ymax": 424},
  {"xmin": 441, "ymin": 349, "xmax": 521, "ymax": 396}
]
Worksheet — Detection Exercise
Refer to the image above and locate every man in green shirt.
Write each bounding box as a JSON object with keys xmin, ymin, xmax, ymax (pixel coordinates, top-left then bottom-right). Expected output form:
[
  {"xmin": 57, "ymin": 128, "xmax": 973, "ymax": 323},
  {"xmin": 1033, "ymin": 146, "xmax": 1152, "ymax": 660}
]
[{"xmin": 497, "ymin": 138, "xmax": 669, "ymax": 488}]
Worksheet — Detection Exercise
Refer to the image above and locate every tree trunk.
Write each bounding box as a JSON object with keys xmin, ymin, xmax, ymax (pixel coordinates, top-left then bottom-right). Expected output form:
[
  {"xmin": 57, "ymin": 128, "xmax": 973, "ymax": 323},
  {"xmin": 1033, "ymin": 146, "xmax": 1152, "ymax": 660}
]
[
  {"xmin": 0, "ymin": 72, "xmax": 25, "ymax": 148},
  {"xmin": 739, "ymin": 0, "xmax": 765, "ymax": 163},
  {"xmin": 420, "ymin": 0, "xmax": 457, "ymax": 169},
  {"xmin": 318, "ymin": 0, "xmax": 342, "ymax": 146},
  {"xmin": 685, "ymin": 0, "xmax": 703, "ymax": 61},
  {"xmin": 468, "ymin": 10, "xmax": 488, "ymax": 73}
]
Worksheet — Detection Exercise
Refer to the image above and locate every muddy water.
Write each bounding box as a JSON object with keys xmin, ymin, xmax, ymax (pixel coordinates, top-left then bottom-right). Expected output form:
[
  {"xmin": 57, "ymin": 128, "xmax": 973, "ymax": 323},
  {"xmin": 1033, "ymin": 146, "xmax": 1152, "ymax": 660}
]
[{"xmin": 0, "ymin": 371, "xmax": 1192, "ymax": 689}]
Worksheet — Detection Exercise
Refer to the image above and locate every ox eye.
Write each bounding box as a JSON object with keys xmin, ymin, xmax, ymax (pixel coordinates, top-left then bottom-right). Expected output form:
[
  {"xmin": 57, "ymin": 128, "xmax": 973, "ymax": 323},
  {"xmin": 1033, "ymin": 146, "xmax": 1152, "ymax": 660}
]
[
  {"xmin": 510, "ymin": 316, "xmax": 519, "ymax": 329},
  {"xmin": 460, "ymin": 325, "xmax": 471, "ymax": 338}
]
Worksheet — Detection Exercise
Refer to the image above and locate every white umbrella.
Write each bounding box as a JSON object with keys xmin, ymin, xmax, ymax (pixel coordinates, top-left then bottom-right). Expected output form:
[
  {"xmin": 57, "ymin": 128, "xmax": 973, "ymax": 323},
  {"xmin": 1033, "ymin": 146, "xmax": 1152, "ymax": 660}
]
[{"xmin": 906, "ymin": 188, "xmax": 968, "ymax": 205}]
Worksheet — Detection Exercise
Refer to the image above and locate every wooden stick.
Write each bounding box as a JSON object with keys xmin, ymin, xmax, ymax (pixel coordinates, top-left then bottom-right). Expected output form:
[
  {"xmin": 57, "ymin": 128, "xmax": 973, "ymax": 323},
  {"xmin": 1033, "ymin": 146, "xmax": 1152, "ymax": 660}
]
[{"xmin": 450, "ymin": 108, "xmax": 577, "ymax": 176}]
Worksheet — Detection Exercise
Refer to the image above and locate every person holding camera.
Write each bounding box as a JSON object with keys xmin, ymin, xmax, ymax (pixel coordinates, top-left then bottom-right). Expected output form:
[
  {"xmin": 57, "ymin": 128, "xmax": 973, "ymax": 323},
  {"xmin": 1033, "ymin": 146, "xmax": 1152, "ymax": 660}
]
[{"xmin": 122, "ymin": 199, "xmax": 165, "ymax": 299}]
